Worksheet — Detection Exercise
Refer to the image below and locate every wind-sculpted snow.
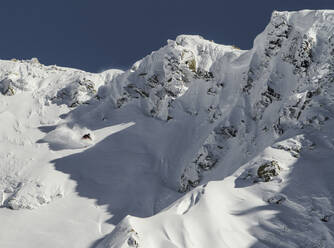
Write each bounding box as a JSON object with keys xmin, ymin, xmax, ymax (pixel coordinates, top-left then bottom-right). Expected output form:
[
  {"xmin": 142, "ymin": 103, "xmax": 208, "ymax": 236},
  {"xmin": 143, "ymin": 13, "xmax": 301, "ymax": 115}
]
[{"xmin": 1, "ymin": 9, "xmax": 334, "ymax": 248}]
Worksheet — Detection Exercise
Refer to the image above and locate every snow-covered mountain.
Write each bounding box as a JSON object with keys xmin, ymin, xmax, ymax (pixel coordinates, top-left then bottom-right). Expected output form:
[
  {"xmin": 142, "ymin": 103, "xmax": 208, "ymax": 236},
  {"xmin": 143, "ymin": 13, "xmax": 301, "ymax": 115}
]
[{"xmin": 1, "ymin": 9, "xmax": 334, "ymax": 248}]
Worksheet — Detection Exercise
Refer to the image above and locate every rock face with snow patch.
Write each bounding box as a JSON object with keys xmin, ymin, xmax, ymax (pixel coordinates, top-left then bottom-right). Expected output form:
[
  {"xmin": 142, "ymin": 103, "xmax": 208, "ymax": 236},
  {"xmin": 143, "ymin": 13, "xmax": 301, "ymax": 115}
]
[
  {"xmin": 95, "ymin": 10, "xmax": 334, "ymax": 248},
  {"xmin": 98, "ymin": 35, "xmax": 233, "ymax": 121}
]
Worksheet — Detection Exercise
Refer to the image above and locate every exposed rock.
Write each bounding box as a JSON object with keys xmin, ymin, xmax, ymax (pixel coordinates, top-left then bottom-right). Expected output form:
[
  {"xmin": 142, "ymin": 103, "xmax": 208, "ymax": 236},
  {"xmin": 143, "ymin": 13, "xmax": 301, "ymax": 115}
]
[
  {"xmin": 257, "ymin": 160, "xmax": 281, "ymax": 182},
  {"xmin": 127, "ymin": 236, "xmax": 139, "ymax": 247},
  {"xmin": 52, "ymin": 78, "xmax": 97, "ymax": 107},
  {"xmin": 267, "ymin": 194, "xmax": 287, "ymax": 204},
  {"xmin": 0, "ymin": 78, "xmax": 15, "ymax": 96},
  {"xmin": 214, "ymin": 125, "xmax": 237, "ymax": 138},
  {"xmin": 321, "ymin": 215, "xmax": 332, "ymax": 223}
]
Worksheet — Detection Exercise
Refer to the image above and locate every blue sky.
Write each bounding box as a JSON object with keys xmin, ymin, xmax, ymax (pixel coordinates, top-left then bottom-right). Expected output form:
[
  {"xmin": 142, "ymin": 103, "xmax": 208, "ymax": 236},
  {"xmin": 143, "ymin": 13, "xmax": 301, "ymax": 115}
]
[{"xmin": 1, "ymin": 0, "xmax": 334, "ymax": 72}]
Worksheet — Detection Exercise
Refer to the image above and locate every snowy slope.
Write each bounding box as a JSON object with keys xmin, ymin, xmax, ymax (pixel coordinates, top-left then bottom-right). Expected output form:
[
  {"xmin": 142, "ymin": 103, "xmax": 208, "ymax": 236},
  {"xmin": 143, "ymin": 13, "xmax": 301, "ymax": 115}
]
[{"xmin": 1, "ymin": 9, "xmax": 334, "ymax": 248}]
